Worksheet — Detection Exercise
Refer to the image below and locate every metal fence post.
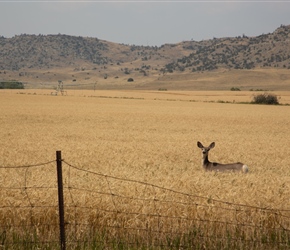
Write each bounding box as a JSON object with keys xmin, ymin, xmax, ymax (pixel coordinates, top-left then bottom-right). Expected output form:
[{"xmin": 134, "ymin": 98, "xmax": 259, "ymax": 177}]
[{"xmin": 56, "ymin": 151, "xmax": 66, "ymax": 250}]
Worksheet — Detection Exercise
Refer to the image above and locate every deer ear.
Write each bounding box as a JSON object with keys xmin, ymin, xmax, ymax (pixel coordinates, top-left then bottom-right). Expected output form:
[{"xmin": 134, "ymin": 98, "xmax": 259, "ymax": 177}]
[
  {"xmin": 197, "ymin": 141, "xmax": 203, "ymax": 148},
  {"xmin": 209, "ymin": 142, "xmax": 215, "ymax": 149}
]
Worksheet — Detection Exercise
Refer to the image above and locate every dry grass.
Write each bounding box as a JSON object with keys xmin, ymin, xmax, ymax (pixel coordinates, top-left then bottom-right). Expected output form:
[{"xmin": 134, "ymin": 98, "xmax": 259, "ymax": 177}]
[{"xmin": 1, "ymin": 90, "xmax": 290, "ymax": 249}]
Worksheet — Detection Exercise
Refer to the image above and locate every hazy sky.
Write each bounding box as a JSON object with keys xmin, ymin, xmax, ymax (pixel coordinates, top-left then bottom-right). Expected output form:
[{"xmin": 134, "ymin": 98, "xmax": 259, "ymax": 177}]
[{"xmin": 0, "ymin": 0, "xmax": 290, "ymax": 46}]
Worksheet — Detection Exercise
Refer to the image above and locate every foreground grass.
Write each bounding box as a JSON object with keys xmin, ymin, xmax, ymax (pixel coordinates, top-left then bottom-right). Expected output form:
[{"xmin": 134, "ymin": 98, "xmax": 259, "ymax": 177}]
[{"xmin": 2, "ymin": 222, "xmax": 290, "ymax": 249}]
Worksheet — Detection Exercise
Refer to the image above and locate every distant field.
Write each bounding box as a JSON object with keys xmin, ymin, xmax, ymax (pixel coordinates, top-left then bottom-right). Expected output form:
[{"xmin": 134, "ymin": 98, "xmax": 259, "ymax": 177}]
[
  {"xmin": 1, "ymin": 90, "xmax": 290, "ymax": 248},
  {"xmin": 3, "ymin": 88, "xmax": 290, "ymax": 104},
  {"xmin": 2, "ymin": 68, "xmax": 290, "ymax": 91}
]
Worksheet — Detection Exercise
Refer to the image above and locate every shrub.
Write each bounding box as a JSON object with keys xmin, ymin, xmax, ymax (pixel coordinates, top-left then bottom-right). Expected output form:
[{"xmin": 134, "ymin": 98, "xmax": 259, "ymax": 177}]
[
  {"xmin": 252, "ymin": 93, "xmax": 279, "ymax": 105},
  {"xmin": 230, "ymin": 87, "xmax": 241, "ymax": 91},
  {"xmin": 250, "ymin": 88, "xmax": 264, "ymax": 91},
  {"xmin": 127, "ymin": 78, "xmax": 134, "ymax": 82}
]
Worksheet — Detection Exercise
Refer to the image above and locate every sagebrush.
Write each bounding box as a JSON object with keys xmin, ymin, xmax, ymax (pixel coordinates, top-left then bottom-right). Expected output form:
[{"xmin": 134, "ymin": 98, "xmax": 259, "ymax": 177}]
[{"xmin": 252, "ymin": 93, "xmax": 279, "ymax": 105}]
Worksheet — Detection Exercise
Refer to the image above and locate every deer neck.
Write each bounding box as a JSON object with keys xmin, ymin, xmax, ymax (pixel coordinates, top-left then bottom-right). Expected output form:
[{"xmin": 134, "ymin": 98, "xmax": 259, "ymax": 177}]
[{"xmin": 202, "ymin": 154, "xmax": 211, "ymax": 169}]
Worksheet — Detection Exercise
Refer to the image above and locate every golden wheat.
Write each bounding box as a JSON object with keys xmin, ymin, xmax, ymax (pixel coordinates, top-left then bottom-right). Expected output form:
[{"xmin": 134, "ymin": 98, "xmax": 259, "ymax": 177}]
[{"xmin": 1, "ymin": 90, "xmax": 290, "ymax": 248}]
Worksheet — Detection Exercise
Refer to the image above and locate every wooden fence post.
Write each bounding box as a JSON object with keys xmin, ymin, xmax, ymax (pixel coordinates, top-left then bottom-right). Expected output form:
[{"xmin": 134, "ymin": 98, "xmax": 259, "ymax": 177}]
[{"xmin": 56, "ymin": 151, "xmax": 66, "ymax": 250}]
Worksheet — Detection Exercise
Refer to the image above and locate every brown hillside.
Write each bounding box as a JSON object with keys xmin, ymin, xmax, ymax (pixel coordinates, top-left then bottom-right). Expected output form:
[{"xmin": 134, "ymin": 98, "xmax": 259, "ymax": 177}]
[
  {"xmin": 1, "ymin": 25, "xmax": 290, "ymax": 90},
  {"xmin": 164, "ymin": 25, "xmax": 290, "ymax": 72}
]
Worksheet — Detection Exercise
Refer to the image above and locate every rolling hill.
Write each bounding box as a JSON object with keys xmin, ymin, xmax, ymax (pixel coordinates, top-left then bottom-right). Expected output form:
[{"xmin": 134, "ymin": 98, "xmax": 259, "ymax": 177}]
[{"xmin": 1, "ymin": 24, "xmax": 290, "ymax": 90}]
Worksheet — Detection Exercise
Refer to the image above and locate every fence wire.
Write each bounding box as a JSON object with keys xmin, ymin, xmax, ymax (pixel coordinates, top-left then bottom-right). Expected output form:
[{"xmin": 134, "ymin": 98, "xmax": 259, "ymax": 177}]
[{"xmin": 0, "ymin": 158, "xmax": 290, "ymax": 249}]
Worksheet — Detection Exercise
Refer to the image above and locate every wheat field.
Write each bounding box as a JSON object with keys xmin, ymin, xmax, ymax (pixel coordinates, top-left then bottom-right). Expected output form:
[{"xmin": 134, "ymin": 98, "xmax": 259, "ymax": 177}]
[{"xmin": 1, "ymin": 90, "xmax": 290, "ymax": 249}]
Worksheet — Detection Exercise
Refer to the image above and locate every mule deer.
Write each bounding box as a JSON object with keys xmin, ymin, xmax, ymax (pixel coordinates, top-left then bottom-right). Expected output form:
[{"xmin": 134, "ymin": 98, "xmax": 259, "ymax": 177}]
[{"xmin": 197, "ymin": 141, "xmax": 249, "ymax": 173}]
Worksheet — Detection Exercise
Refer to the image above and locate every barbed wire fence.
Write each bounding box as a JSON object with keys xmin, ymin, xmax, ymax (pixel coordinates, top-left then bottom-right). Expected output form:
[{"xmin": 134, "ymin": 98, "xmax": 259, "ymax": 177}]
[{"xmin": 0, "ymin": 151, "xmax": 290, "ymax": 249}]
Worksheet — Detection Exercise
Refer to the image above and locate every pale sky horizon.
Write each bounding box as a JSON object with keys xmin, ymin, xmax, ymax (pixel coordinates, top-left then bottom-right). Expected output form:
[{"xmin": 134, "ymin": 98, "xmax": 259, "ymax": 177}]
[{"xmin": 0, "ymin": 0, "xmax": 290, "ymax": 46}]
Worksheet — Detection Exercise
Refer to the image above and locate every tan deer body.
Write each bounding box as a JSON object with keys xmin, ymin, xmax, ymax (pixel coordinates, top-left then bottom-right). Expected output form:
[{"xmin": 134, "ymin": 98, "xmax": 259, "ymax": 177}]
[{"xmin": 197, "ymin": 141, "xmax": 249, "ymax": 173}]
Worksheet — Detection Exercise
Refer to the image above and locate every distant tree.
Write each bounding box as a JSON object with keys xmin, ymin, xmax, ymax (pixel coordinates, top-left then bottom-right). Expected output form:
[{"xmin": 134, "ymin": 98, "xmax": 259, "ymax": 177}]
[
  {"xmin": 0, "ymin": 81, "xmax": 24, "ymax": 89},
  {"xmin": 124, "ymin": 68, "xmax": 130, "ymax": 74}
]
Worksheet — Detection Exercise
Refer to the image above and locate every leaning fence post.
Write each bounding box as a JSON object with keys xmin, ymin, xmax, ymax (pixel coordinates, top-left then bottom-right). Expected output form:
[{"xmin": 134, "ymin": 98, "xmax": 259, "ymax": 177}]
[{"xmin": 56, "ymin": 151, "xmax": 66, "ymax": 250}]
